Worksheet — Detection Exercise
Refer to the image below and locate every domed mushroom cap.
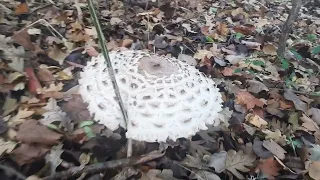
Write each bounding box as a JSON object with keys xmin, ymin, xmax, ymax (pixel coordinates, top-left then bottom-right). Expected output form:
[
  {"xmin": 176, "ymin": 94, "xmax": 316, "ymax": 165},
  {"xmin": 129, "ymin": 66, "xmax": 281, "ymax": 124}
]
[{"xmin": 79, "ymin": 50, "xmax": 223, "ymax": 142}]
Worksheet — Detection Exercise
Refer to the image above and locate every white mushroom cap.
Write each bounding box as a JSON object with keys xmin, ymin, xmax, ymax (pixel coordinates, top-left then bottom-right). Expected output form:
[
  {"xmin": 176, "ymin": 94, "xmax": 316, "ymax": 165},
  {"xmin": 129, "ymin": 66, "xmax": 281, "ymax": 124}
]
[{"xmin": 79, "ymin": 50, "xmax": 223, "ymax": 142}]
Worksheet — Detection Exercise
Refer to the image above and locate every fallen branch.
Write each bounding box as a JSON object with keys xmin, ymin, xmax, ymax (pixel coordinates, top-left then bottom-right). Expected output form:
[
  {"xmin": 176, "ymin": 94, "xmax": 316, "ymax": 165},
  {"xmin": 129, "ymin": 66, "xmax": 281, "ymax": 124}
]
[
  {"xmin": 277, "ymin": 0, "xmax": 303, "ymax": 58},
  {"xmin": 42, "ymin": 150, "xmax": 164, "ymax": 180}
]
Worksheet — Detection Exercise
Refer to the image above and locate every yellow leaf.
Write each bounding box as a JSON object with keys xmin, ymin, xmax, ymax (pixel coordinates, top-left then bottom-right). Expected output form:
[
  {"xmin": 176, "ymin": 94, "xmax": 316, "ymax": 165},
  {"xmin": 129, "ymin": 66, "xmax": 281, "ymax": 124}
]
[{"xmin": 246, "ymin": 113, "xmax": 268, "ymax": 128}]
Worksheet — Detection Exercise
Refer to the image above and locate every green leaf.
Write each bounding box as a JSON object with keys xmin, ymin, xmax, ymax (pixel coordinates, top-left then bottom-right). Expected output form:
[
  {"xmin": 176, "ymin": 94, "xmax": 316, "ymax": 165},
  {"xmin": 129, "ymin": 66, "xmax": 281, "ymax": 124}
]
[
  {"xmin": 84, "ymin": 126, "xmax": 95, "ymax": 138},
  {"xmin": 281, "ymin": 58, "xmax": 289, "ymax": 70},
  {"xmin": 248, "ymin": 69, "xmax": 255, "ymax": 74},
  {"xmin": 311, "ymin": 45, "xmax": 320, "ymax": 54},
  {"xmin": 252, "ymin": 60, "xmax": 265, "ymax": 66},
  {"xmin": 235, "ymin": 32, "xmax": 244, "ymax": 40},
  {"xmin": 47, "ymin": 124, "xmax": 59, "ymax": 130},
  {"xmin": 290, "ymin": 49, "xmax": 303, "ymax": 61},
  {"xmin": 307, "ymin": 34, "xmax": 317, "ymax": 42},
  {"xmin": 206, "ymin": 36, "xmax": 214, "ymax": 43},
  {"xmin": 233, "ymin": 68, "xmax": 241, "ymax": 73},
  {"xmin": 79, "ymin": 120, "xmax": 94, "ymax": 128},
  {"xmin": 209, "ymin": 7, "xmax": 217, "ymax": 13}
]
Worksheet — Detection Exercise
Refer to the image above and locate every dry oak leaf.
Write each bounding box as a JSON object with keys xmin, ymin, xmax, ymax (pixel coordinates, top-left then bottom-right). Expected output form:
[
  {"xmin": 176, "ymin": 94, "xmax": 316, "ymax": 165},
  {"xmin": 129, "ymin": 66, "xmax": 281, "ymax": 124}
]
[
  {"xmin": 225, "ymin": 150, "xmax": 256, "ymax": 179},
  {"xmin": 236, "ymin": 91, "xmax": 265, "ymax": 110},
  {"xmin": 17, "ymin": 120, "xmax": 62, "ymax": 145},
  {"xmin": 246, "ymin": 113, "xmax": 268, "ymax": 128},
  {"xmin": 12, "ymin": 144, "xmax": 49, "ymax": 165},
  {"xmin": 257, "ymin": 157, "xmax": 281, "ymax": 180},
  {"xmin": 263, "ymin": 140, "xmax": 287, "ymax": 160},
  {"xmin": 309, "ymin": 161, "xmax": 320, "ymax": 180}
]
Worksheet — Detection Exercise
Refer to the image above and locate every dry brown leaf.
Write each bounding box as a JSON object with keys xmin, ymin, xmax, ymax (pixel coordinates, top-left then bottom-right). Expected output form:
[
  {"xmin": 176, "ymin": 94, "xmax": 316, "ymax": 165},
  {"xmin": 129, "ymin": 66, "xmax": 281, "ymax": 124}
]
[
  {"xmin": 252, "ymin": 107, "xmax": 265, "ymax": 119},
  {"xmin": 12, "ymin": 144, "xmax": 49, "ymax": 165},
  {"xmin": 309, "ymin": 161, "xmax": 320, "ymax": 180},
  {"xmin": 222, "ymin": 67, "xmax": 238, "ymax": 76},
  {"xmin": 36, "ymin": 67, "xmax": 55, "ymax": 85},
  {"xmin": 301, "ymin": 114, "xmax": 320, "ymax": 132},
  {"xmin": 47, "ymin": 45, "xmax": 68, "ymax": 65},
  {"xmin": 284, "ymin": 89, "xmax": 307, "ymax": 112},
  {"xmin": 257, "ymin": 157, "xmax": 281, "ymax": 180},
  {"xmin": 236, "ymin": 91, "xmax": 265, "ymax": 110},
  {"xmin": 308, "ymin": 108, "xmax": 320, "ymax": 125},
  {"xmin": 217, "ymin": 22, "xmax": 229, "ymax": 36},
  {"xmin": 279, "ymin": 100, "xmax": 293, "ymax": 109},
  {"xmin": 62, "ymin": 94, "xmax": 91, "ymax": 124},
  {"xmin": 12, "ymin": 29, "xmax": 35, "ymax": 50},
  {"xmin": 14, "ymin": 2, "xmax": 29, "ymax": 15},
  {"xmin": 247, "ymin": 80, "xmax": 269, "ymax": 93},
  {"xmin": 233, "ymin": 24, "xmax": 255, "ymax": 35},
  {"xmin": 263, "ymin": 140, "xmax": 287, "ymax": 160},
  {"xmin": 246, "ymin": 113, "xmax": 268, "ymax": 128},
  {"xmin": 120, "ymin": 39, "xmax": 133, "ymax": 47},
  {"xmin": 225, "ymin": 150, "xmax": 256, "ymax": 179},
  {"xmin": 17, "ymin": 120, "xmax": 62, "ymax": 145},
  {"xmin": 262, "ymin": 44, "xmax": 277, "ymax": 56}
]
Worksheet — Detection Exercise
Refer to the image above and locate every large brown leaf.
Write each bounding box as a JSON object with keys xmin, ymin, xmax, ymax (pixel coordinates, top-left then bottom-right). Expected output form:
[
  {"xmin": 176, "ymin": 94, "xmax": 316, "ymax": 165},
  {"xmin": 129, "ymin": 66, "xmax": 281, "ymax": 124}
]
[
  {"xmin": 12, "ymin": 144, "xmax": 49, "ymax": 165},
  {"xmin": 236, "ymin": 91, "xmax": 265, "ymax": 110},
  {"xmin": 17, "ymin": 120, "xmax": 62, "ymax": 145}
]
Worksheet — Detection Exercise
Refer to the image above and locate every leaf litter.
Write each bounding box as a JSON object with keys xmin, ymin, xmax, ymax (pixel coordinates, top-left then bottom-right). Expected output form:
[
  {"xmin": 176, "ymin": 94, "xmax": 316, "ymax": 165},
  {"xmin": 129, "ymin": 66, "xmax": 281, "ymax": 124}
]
[{"xmin": 0, "ymin": 0, "xmax": 320, "ymax": 179}]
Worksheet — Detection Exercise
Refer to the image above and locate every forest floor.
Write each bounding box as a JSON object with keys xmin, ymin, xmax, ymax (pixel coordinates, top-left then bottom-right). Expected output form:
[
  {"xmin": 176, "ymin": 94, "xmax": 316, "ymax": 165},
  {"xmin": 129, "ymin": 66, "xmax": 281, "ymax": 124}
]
[{"xmin": 1, "ymin": 0, "xmax": 320, "ymax": 179}]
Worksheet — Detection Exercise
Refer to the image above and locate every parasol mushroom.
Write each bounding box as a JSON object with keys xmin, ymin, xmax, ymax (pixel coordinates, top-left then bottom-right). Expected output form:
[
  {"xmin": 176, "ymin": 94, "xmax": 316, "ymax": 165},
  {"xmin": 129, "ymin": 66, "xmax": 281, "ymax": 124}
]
[{"xmin": 79, "ymin": 50, "xmax": 223, "ymax": 142}]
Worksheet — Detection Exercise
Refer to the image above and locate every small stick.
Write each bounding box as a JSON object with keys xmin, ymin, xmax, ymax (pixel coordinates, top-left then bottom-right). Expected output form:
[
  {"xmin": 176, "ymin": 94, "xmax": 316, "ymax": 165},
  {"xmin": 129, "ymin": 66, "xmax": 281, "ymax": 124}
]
[{"xmin": 42, "ymin": 151, "xmax": 164, "ymax": 180}]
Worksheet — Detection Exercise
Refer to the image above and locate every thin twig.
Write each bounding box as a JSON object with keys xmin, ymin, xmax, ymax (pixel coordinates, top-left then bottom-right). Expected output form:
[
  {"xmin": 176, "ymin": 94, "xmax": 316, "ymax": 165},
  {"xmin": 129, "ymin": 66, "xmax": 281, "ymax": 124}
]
[
  {"xmin": 0, "ymin": 164, "xmax": 27, "ymax": 180},
  {"xmin": 42, "ymin": 151, "xmax": 164, "ymax": 180},
  {"xmin": 87, "ymin": 0, "xmax": 132, "ymax": 157}
]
